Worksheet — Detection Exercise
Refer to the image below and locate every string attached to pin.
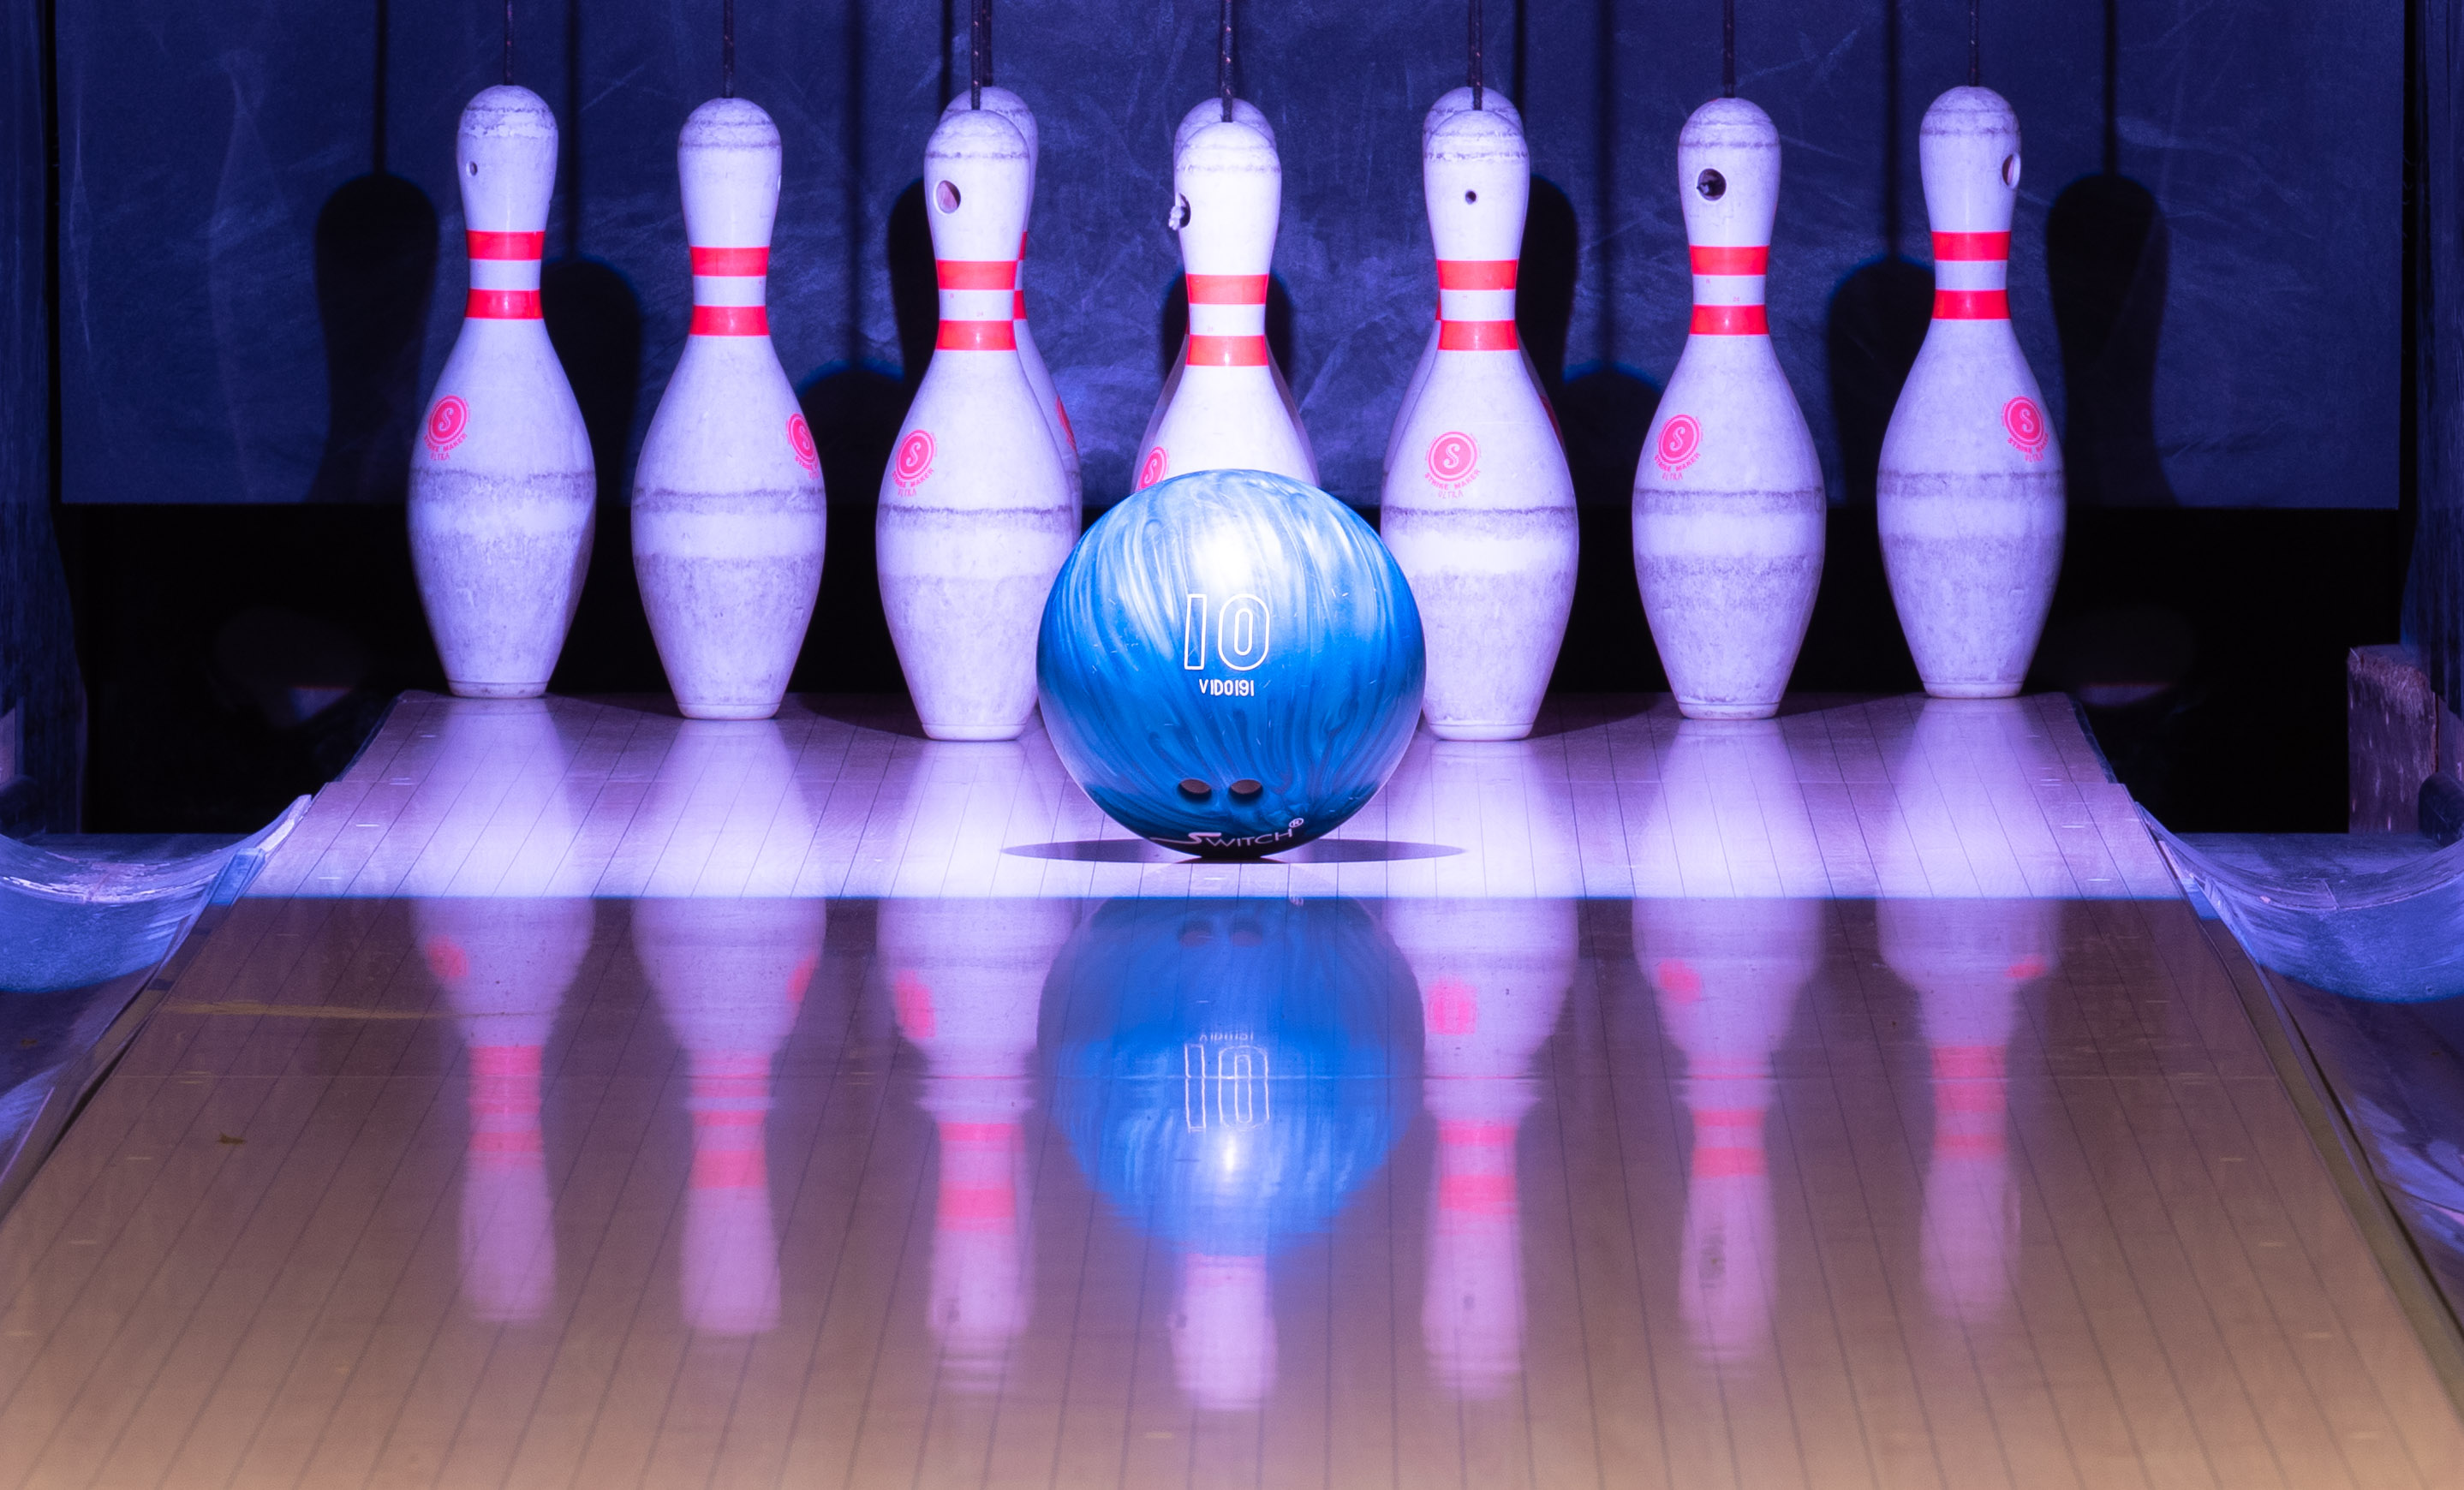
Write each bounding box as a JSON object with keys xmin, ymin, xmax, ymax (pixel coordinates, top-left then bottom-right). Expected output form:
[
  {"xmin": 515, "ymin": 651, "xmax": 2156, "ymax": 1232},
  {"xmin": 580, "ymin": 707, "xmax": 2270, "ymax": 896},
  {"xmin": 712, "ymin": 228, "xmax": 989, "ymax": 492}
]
[
  {"xmin": 503, "ymin": 0, "xmax": 514, "ymax": 86},
  {"xmin": 721, "ymin": 0, "xmax": 735, "ymax": 99},
  {"xmin": 1469, "ymin": 0, "xmax": 1483, "ymax": 111},
  {"xmin": 1219, "ymin": 0, "xmax": 1235, "ymax": 122},
  {"xmin": 970, "ymin": 0, "xmax": 987, "ymax": 109},
  {"xmin": 1721, "ymin": 0, "xmax": 1736, "ymax": 98},
  {"xmin": 1968, "ymin": 0, "xmax": 1980, "ymax": 86}
]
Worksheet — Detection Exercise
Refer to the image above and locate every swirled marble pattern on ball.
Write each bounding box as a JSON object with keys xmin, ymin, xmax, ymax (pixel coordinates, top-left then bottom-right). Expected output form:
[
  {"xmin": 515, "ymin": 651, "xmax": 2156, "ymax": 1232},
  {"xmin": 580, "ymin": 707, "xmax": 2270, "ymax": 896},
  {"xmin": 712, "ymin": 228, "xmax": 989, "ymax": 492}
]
[{"xmin": 1037, "ymin": 468, "xmax": 1425, "ymax": 856}]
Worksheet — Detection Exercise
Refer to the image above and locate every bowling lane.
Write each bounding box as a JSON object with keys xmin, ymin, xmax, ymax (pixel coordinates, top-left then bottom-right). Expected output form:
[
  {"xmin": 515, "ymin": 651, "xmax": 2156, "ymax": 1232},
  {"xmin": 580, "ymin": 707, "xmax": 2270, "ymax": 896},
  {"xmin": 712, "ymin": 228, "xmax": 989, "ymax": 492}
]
[{"xmin": 0, "ymin": 892, "xmax": 2455, "ymax": 1488}]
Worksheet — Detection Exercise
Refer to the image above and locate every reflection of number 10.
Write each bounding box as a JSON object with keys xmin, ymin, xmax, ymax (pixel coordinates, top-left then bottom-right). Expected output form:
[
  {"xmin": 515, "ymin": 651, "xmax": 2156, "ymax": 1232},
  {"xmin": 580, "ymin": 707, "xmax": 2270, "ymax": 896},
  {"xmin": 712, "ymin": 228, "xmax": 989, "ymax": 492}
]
[
  {"xmin": 1184, "ymin": 1042, "xmax": 1270, "ymax": 1130},
  {"xmin": 1183, "ymin": 593, "xmax": 1270, "ymax": 672}
]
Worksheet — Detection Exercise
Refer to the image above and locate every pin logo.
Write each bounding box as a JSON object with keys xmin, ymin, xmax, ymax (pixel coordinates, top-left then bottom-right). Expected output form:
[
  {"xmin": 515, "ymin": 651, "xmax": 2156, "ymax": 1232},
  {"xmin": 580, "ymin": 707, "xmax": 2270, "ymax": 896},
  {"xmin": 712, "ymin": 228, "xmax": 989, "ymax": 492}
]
[
  {"xmin": 423, "ymin": 396, "xmax": 469, "ymax": 459},
  {"xmin": 1426, "ymin": 976, "xmax": 1479, "ymax": 1035},
  {"xmin": 892, "ymin": 430, "xmax": 935, "ymax": 490},
  {"xmin": 1654, "ymin": 414, "xmax": 1702, "ymax": 478},
  {"xmin": 1137, "ymin": 447, "xmax": 1167, "ymax": 490},
  {"xmin": 1425, "ymin": 431, "xmax": 1479, "ymax": 490},
  {"xmin": 786, "ymin": 413, "xmax": 819, "ymax": 475},
  {"xmin": 2002, "ymin": 396, "xmax": 2049, "ymax": 462}
]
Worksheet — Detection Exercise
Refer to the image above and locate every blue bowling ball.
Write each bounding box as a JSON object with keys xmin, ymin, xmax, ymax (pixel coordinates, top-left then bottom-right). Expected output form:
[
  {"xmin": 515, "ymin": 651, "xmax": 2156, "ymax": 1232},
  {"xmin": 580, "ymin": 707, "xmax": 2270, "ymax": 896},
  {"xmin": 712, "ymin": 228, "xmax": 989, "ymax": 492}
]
[{"xmin": 1037, "ymin": 469, "xmax": 1423, "ymax": 857}]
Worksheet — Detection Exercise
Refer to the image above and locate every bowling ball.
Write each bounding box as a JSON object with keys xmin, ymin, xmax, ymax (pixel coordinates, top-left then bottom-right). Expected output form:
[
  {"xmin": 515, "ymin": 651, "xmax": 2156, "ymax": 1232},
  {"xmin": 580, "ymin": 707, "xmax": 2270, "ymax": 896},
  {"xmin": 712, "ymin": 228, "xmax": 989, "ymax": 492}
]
[
  {"xmin": 1043, "ymin": 897, "xmax": 1419, "ymax": 1255},
  {"xmin": 1037, "ymin": 469, "xmax": 1424, "ymax": 857}
]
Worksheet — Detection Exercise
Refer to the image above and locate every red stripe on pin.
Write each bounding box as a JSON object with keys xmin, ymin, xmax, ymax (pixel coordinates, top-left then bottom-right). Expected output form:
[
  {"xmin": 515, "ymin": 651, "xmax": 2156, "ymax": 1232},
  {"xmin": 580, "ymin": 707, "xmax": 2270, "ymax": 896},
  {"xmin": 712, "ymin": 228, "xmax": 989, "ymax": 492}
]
[
  {"xmin": 1931, "ymin": 230, "xmax": 2012, "ymax": 261},
  {"xmin": 1933, "ymin": 289, "xmax": 2010, "ymax": 319},
  {"xmin": 466, "ymin": 289, "xmax": 542, "ymax": 319},
  {"xmin": 1188, "ymin": 333, "xmax": 1269, "ymax": 366},
  {"xmin": 466, "ymin": 229, "xmax": 545, "ymax": 260},
  {"xmin": 689, "ymin": 304, "xmax": 769, "ymax": 336},
  {"xmin": 1690, "ymin": 303, "xmax": 1769, "ymax": 335},
  {"xmin": 1185, "ymin": 273, "xmax": 1269, "ymax": 304},
  {"xmin": 1012, "ymin": 289, "xmax": 1027, "ymax": 319},
  {"xmin": 1437, "ymin": 319, "xmax": 1518, "ymax": 351},
  {"xmin": 1689, "ymin": 244, "xmax": 1769, "ymax": 275},
  {"xmin": 936, "ymin": 259, "xmax": 1017, "ymax": 289},
  {"xmin": 690, "ymin": 245, "xmax": 769, "ymax": 276},
  {"xmin": 1435, "ymin": 259, "xmax": 1518, "ymax": 289},
  {"xmin": 936, "ymin": 319, "xmax": 1017, "ymax": 350}
]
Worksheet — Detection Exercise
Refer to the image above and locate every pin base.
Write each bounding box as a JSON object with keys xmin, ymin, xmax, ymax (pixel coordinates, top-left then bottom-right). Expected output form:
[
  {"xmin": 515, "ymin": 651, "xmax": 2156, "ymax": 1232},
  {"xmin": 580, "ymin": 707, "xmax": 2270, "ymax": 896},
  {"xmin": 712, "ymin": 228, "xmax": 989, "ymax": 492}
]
[
  {"xmin": 447, "ymin": 681, "xmax": 550, "ymax": 700},
  {"xmin": 677, "ymin": 702, "xmax": 784, "ymax": 721},
  {"xmin": 922, "ymin": 723, "xmax": 1029, "ymax": 742},
  {"xmin": 1921, "ymin": 682, "xmax": 2025, "ymax": 700},
  {"xmin": 1426, "ymin": 721, "xmax": 1536, "ymax": 742},
  {"xmin": 1673, "ymin": 700, "xmax": 1781, "ymax": 721}
]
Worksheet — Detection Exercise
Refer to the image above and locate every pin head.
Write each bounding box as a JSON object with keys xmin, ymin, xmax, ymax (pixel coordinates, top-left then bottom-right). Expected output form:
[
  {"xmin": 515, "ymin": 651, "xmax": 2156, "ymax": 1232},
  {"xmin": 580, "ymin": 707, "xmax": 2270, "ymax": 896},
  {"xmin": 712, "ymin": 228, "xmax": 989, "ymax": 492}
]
[
  {"xmin": 456, "ymin": 85, "xmax": 558, "ymax": 233},
  {"xmin": 925, "ymin": 108, "xmax": 1034, "ymax": 260},
  {"xmin": 1675, "ymin": 96, "xmax": 1780, "ymax": 248},
  {"xmin": 1172, "ymin": 119, "xmax": 1281, "ymax": 275},
  {"xmin": 1423, "ymin": 107, "xmax": 1529, "ymax": 262},
  {"xmin": 678, "ymin": 96, "xmax": 783, "ymax": 250},
  {"xmin": 1422, "ymin": 84, "xmax": 1523, "ymax": 151},
  {"xmin": 1918, "ymin": 86, "xmax": 2021, "ymax": 235},
  {"xmin": 942, "ymin": 84, "xmax": 1039, "ymax": 197},
  {"xmin": 1176, "ymin": 95, "xmax": 1274, "ymax": 163}
]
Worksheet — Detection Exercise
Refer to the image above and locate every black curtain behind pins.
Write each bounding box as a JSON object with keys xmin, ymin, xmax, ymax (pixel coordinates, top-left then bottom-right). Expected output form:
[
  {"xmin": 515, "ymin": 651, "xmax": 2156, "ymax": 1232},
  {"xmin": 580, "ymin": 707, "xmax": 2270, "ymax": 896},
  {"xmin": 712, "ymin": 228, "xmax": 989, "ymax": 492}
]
[
  {"xmin": 2410, "ymin": 0, "xmax": 2464, "ymax": 712},
  {"xmin": 0, "ymin": 0, "xmax": 81, "ymax": 833}
]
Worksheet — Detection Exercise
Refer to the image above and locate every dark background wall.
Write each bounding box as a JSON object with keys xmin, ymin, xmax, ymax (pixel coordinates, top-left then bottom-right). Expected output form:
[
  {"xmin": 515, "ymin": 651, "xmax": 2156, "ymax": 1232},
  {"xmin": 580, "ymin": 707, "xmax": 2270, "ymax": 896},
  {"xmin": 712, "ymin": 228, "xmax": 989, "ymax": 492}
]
[{"xmin": 11, "ymin": 0, "xmax": 2428, "ymax": 836}]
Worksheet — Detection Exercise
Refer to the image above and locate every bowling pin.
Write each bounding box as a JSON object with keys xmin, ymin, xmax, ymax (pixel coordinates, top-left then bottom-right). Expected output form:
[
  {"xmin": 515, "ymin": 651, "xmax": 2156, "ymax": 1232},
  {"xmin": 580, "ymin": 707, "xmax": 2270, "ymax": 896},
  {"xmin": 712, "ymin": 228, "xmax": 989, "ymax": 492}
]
[
  {"xmin": 878, "ymin": 109, "xmax": 1077, "ymax": 741},
  {"xmin": 1132, "ymin": 116, "xmax": 1316, "ymax": 489},
  {"xmin": 634, "ymin": 97, "xmax": 826, "ymax": 721},
  {"xmin": 1137, "ymin": 98, "xmax": 1316, "ymax": 480},
  {"xmin": 409, "ymin": 86, "xmax": 594, "ymax": 699},
  {"xmin": 882, "ymin": 900, "xmax": 1074, "ymax": 1389},
  {"xmin": 1632, "ymin": 98, "xmax": 1824, "ymax": 720},
  {"xmin": 1637, "ymin": 896, "xmax": 1818, "ymax": 1365},
  {"xmin": 1381, "ymin": 106, "xmax": 1578, "ymax": 741},
  {"xmin": 1382, "ymin": 86, "xmax": 1536, "ymax": 477},
  {"xmin": 415, "ymin": 895, "xmax": 594, "ymax": 1322},
  {"xmin": 1387, "ymin": 899, "xmax": 1572, "ymax": 1398},
  {"xmin": 1877, "ymin": 87, "xmax": 2065, "ymax": 698},
  {"xmin": 939, "ymin": 87, "xmax": 1082, "ymax": 506}
]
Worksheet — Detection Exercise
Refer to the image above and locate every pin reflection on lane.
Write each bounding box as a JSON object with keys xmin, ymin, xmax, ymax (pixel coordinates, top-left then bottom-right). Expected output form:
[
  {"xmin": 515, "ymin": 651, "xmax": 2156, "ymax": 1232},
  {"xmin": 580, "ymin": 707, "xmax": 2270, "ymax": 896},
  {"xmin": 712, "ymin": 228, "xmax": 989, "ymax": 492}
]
[
  {"xmin": 1045, "ymin": 899, "xmax": 1418, "ymax": 1412},
  {"xmin": 1386, "ymin": 900, "xmax": 1572, "ymax": 1399},
  {"xmin": 881, "ymin": 901, "xmax": 1078, "ymax": 1392},
  {"xmin": 408, "ymin": 697, "xmax": 597, "ymax": 1326},
  {"xmin": 1882, "ymin": 696, "xmax": 2070, "ymax": 1322},
  {"xmin": 634, "ymin": 718, "xmax": 824, "ymax": 1336}
]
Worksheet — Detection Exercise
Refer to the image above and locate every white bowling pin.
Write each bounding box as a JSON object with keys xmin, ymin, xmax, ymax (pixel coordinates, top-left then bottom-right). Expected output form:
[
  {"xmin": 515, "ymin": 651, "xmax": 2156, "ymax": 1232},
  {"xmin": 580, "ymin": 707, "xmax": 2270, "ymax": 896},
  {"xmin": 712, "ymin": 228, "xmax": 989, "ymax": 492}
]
[
  {"xmin": 409, "ymin": 86, "xmax": 594, "ymax": 699},
  {"xmin": 882, "ymin": 900, "xmax": 1074, "ymax": 1390},
  {"xmin": 1632, "ymin": 98, "xmax": 1825, "ymax": 720},
  {"xmin": 1387, "ymin": 900, "xmax": 1572, "ymax": 1398},
  {"xmin": 1880, "ymin": 897, "xmax": 2053, "ymax": 1322},
  {"xmin": 633, "ymin": 98, "xmax": 827, "ymax": 721},
  {"xmin": 1173, "ymin": 1252, "xmax": 1276, "ymax": 1412},
  {"xmin": 1383, "ymin": 87, "xmax": 1535, "ymax": 477},
  {"xmin": 415, "ymin": 895, "xmax": 594, "ymax": 1323},
  {"xmin": 1132, "ymin": 117, "xmax": 1316, "ymax": 489},
  {"xmin": 1878, "ymin": 87, "xmax": 2064, "ymax": 698},
  {"xmin": 939, "ymin": 87, "xmax": 1082, "ymax": 506},
  {"xmin": 878, "ymin": 109, "xmax": 1077, "ymax": 741},
  {"xmin": 1637, "ymin": 897, "xmax": 1818, "ymax": 1366},
  {"xmin": 1381, "ymin": 108, "xmax": 1578, "ymax": 741},
  {"xmin": 1137, "ymin": 98, "xmax": 1316, "ymax": 480}
]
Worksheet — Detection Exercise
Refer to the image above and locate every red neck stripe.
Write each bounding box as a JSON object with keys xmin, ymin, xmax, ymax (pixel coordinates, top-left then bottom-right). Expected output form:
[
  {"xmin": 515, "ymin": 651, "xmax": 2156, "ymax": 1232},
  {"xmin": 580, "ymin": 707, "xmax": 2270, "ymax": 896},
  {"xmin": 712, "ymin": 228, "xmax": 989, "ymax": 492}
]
[
  {"xmin": 1690, "ymin": 303, "xmax": 1769, "ymax": 335},
  {"xmin": 1435, "ymin": 259, "xmax": 1518, "ymax": 290},
  {"xmin": 1186, "ymin": 272, "xmax": 1270, "ymax": 305},
  {"xmin": 1438, "ymin": 319, "xmax": 1518, "ymax": 351},
  {"xmin": 1188, "ymin": 333, "xmax": 1269, "ymax": 367},
  {"xmin": 1012, "ymin": 289, "xmax": 1028, "ymax": 319},
  {"xmin": 466, "ymin": 288, "xmax": 542, "ymax": 320},
  {"xmin": 690, "ymin": 304, "xmax": 769, "ymax": 336},
  {"xmin": 1933, "ymin": 289, "xmax": 2010, "ymax": 320},
  {"xmin": 689, "ymin": 245, "xmax": 770, "ymax": 277},
  {"xmin": 1689, "ymin": 244, "xmax": 1770, "ymax": 275},
  {"xmin": 1931, "ymin": 230, "xmax": 2012, "ymax": 261},
  {"xmin": 936, "ymin": 318, "xmax": 1017, "ymax": 350},
  {"xmin": 936, "ymin": 259, "xmax": 1018, "ymax": 289},
  {"xmin": 467, "ymin": 229, "xmax": 546, "ymax": 260}
]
